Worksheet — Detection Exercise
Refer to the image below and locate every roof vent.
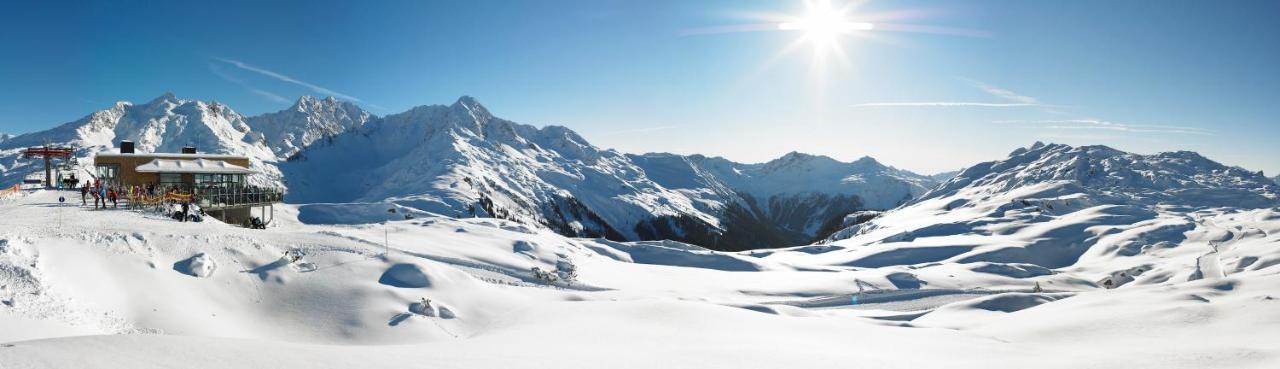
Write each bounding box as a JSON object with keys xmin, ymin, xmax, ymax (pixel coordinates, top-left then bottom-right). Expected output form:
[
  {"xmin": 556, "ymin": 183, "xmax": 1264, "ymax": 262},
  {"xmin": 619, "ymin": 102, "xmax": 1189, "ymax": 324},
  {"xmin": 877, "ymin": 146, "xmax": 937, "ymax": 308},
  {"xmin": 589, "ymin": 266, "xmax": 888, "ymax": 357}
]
[
  {"xmin": 120, "ymin": 141, "xmax": 135, "ymax": 154},
  {"xmin": 181, "ymin": 146, "xmax": 197, "ymax": 154}
]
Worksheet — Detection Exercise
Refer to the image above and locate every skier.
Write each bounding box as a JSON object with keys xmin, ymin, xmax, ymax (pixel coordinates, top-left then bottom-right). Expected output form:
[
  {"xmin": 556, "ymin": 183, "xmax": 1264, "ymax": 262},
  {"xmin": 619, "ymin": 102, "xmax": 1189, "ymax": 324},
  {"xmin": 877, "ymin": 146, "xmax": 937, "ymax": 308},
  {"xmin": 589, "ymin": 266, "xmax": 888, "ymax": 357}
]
[
  {"xmin": 108, "ymin": 188, "xmax": 118, "ymax": 209},
  {"xmin": 79, "ymin": 182, "xmax": 88, "ymax": 206}
]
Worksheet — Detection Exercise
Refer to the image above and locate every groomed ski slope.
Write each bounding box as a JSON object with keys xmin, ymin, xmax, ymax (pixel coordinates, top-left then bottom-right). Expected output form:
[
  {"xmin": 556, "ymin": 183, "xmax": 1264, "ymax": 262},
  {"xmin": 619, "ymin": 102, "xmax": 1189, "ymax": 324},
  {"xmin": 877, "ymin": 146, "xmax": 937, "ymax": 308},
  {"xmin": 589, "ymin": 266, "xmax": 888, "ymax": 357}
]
[{"xmin": 2, "ymin": 190, "xmax": 1279, "ymax": 368}]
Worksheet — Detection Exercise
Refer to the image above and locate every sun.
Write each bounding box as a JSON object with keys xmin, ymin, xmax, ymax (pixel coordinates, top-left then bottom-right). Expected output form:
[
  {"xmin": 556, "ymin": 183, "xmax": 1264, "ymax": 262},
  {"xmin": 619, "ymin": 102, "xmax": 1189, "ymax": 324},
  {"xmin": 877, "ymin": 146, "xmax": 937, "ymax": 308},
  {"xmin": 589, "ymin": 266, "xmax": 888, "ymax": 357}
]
[{"xmin": 778, "ymin": 0, "xmax": 874, "ymax": 45}]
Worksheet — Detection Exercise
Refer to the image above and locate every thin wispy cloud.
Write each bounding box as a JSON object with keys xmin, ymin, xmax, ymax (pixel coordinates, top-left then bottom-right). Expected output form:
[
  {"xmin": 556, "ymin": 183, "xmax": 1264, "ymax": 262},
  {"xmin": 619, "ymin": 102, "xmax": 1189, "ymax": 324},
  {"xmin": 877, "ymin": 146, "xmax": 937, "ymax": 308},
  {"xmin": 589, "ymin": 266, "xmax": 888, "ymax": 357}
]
[
  {"xmin": 961, "ymin": 78, "xmax": 1039, "ymax": 105},
  {"xmin": 598, "ymin": 125, "xmax": 678, "ymax": 137},
  {"xmin": 209, "ymin": 63, "xmax": 291, "ymax": 104},
  {"xmin": 1000, "ymin": 119, "xmax": 1214, "ymax": 136},
  {"xmin": 214, "ymin": 57, "xmax": 382, "ymax": 110},
  {"xmin": 853, "ymin": 79, "xmax": 1050, "ymax": 109},
  {"xmin": 853, "ymin": 102, "xmax": 1037, "ymax": 108}
]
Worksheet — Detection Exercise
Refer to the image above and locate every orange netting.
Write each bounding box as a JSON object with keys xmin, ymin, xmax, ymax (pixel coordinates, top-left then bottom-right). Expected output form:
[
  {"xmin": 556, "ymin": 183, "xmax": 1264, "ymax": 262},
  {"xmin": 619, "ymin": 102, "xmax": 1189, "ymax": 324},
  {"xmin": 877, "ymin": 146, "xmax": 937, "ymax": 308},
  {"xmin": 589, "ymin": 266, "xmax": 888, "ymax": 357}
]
[
  {"xmin": 1, "ymin": 184, "xmax": 19, "ymax": 196},
  {"xmin": 163, "ymin": 192, "xmax": 193, "ymax": 202}
]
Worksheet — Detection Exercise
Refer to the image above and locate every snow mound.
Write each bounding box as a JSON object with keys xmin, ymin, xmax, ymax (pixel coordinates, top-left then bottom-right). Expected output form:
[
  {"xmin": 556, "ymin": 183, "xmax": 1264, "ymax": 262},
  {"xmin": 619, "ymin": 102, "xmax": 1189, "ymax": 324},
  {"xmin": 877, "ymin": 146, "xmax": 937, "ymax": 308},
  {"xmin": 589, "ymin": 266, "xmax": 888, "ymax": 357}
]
[
  {"xmin": 173, "ymin": 253, "xmax": 216, "ymax": 278},
  {"xmin": 379, "ymin": 263, "xmax": 431, "ymax": 288},
  {"xmin": 963, "ymin": 293, "xmax": 1067, "ymax": 313},
  {"xmin": 970, "ymin": 263, "xmax": 1053, "ymax": 279}
]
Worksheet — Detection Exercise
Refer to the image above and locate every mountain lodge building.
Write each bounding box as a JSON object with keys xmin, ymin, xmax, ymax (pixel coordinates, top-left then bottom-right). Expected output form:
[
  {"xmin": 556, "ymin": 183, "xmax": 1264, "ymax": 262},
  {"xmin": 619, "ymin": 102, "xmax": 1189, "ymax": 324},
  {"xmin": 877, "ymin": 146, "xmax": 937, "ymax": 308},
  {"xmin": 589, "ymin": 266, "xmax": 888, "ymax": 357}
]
[{"xmin": 92, "ymin": 141, "xmax": 280, "ymax": 226}]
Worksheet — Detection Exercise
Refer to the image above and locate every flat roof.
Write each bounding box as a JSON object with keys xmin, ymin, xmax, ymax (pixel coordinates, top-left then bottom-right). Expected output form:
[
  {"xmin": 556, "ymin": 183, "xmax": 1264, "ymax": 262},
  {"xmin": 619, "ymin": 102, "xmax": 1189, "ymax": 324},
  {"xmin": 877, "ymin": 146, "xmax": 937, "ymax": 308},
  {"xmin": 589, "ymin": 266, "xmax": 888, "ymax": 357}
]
[{"xmin": 96, "ymin": 151, "xmax": 250, "ymax": 160}]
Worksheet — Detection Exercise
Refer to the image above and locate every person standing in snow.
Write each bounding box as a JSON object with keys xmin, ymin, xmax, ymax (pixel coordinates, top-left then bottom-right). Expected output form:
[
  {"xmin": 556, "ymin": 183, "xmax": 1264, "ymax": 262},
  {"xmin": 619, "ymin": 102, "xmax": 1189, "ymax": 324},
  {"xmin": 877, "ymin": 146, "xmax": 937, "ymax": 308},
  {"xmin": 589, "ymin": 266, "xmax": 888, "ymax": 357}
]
[
  {"xmin": 80, "ymin": 181, "xmax": 88, "ymax": 206},
  {"xmin": 91, "ymin": 183, "xmax": 101, "ymax": 209},
  {"xmin": 98, "ymin": 185, "xmax": 107, "ymax": 209},
  {"xmin": 108, "ymin": 188, "xmax": 118, "ymax": 209}
]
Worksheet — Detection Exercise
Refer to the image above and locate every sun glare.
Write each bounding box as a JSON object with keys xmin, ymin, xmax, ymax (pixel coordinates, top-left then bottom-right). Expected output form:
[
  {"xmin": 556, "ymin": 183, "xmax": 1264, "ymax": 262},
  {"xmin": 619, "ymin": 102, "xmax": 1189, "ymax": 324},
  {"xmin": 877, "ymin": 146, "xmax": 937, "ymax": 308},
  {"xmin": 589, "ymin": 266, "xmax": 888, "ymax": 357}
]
[{"xmin": 778, "ymin": 1, "xmax": 874, "ymax": 43}]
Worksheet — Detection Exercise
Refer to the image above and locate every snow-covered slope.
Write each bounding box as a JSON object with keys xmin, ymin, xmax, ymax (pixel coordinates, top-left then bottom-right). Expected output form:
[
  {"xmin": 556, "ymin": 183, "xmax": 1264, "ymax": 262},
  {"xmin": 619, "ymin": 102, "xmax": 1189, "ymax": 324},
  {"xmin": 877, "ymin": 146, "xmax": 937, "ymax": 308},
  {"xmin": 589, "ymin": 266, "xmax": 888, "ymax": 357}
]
[
  {"xmin": 3, "ymin": 185, "xmax": 1279, "ymax": 368},
  {"xmin": 0, "ymin": 93, "xmax": 281, "ymax": 187},
  {"xmin": 246, "ymin": 96, "xmax": 373, "ymax": 159}
]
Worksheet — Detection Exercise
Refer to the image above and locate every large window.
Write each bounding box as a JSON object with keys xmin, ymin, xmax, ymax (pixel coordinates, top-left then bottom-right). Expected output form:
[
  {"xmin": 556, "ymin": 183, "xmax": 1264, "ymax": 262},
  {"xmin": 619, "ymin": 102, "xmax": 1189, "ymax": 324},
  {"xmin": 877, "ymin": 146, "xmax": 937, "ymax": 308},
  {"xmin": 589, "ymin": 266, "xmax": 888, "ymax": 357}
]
[
  {"xmin": 95, "ymin": 164, "xmax": 119, "ymax": 184},
  {"xmin": 159, "ymin": 173, "xmax": 182, "ymax": 186}
]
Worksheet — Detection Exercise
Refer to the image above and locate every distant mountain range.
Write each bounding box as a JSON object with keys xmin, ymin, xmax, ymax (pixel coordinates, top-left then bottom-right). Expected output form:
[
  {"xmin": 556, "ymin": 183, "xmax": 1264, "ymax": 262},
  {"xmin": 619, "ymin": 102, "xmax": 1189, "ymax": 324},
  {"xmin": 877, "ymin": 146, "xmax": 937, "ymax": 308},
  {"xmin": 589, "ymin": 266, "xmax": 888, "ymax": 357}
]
[
  {"xmin": 5, "ymin": 95, "xmax": 1273, "ymax": 251},
  {"xmin": 0, "ymin": 94, "xmax": 945, "ymax": 250}
]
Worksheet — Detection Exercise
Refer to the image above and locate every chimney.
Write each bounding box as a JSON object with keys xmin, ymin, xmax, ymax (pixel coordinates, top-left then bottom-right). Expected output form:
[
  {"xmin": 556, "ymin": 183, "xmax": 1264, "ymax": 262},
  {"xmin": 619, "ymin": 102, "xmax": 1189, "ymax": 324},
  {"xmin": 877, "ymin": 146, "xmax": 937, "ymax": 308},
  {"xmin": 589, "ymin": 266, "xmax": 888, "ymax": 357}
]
[
  {"xmin": 120, "ymin": 141, "xmax": 135, "ymax": 154},
  {"xmin": 182, "ymin": 146, "xmax": 197, "ymax": 154}
]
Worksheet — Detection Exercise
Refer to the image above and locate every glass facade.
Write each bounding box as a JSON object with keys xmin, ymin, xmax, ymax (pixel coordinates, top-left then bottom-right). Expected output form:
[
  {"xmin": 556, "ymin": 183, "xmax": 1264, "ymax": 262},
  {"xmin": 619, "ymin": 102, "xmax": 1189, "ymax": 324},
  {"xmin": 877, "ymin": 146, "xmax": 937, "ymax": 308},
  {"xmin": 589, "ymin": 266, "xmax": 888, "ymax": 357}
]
[{"xmin": 194, "ymin": 173, "xmax": 246, "ymax": 188}]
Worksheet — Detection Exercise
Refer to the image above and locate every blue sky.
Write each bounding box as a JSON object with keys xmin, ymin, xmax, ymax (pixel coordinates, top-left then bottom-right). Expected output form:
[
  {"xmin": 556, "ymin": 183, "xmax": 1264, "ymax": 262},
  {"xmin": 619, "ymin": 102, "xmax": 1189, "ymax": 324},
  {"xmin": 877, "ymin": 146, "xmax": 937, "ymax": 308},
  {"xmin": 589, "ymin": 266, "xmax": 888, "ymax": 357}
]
[{"xmin": 2, "ymin": 0, "xmax": 1277, "ymax": 175}]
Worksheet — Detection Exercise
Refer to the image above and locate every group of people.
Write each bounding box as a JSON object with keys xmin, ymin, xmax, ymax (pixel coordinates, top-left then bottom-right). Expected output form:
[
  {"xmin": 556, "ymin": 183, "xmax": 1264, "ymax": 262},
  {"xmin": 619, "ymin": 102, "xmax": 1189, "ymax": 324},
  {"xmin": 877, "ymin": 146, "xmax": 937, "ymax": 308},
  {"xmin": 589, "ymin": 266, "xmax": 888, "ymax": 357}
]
[
  {"xmin": 80, "ymin": 178, "xmax": 118, "ymax": 209},
  {"xmin": 79, "ymin": 180, "xmax": 167, "ymax": 210}
]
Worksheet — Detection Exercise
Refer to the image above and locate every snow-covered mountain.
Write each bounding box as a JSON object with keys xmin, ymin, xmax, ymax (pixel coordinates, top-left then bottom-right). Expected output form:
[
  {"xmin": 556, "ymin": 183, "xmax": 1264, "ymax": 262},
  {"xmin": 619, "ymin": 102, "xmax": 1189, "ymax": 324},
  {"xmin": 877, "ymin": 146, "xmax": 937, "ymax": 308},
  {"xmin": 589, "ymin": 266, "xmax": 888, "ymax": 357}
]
[
  {"xmin": 0, "ymin": 93, "xmax": 375, "ymax": 189},
  {"xmin": 282, "ymin": 96, "xmax": 720, "ymax": 243},
  {"xmin": 820, "ymin": 142, "xmax": 1280, "ymax": 272},
  {"xmin": 929, "ymin": 169, "xmax": 961, "ymax": 183},
  {"xmin": 0, "ymin": 133, "xmax": 12, "ymax": 143},
  {"xmin": 0, "ymin": 93, "xmax": 282, "ymax": 187},
  {"xmin": 918, "ymin": 142, "xmax": 1279, "ymax": 209},
  {"xmin": 0, "ymin": 94, "xmax": 929, "ymax": 250},
  {"xmin": 247, "ymin": 96, "xmax": 373, "ymax": 159},
  {"xmin": 281, "ymin": 96, "xmax": 940, "ymax": 250},
  {"xmin": 628, "ymin": 152, "xmax": 936, "ymax": 247}
]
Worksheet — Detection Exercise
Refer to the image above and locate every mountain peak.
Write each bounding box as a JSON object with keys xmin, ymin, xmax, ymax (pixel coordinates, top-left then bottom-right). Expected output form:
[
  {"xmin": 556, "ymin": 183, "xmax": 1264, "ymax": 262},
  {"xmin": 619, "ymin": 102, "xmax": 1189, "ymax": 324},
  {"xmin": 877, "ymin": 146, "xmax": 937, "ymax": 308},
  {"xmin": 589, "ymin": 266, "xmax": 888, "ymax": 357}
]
[
  {"xmin": 146, "ymin": 91, "xmax": 180, "ymax": 105},
  {"xmin": 454, "ymin": 95, "xmax": 482, "ymax": 106},
  {"xmin": 452, "ymin": 96, "xmax": 489, "ymax": 115}
]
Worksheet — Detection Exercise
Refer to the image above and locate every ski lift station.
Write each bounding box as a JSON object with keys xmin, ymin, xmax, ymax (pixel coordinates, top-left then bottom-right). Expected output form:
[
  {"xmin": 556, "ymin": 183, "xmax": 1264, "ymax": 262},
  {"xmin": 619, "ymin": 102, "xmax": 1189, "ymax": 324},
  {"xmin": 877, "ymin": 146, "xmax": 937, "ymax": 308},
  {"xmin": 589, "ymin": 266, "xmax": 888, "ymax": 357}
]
[{"xmin": 92, "ymin": 141, "xmax": 282, "ymax": 226}]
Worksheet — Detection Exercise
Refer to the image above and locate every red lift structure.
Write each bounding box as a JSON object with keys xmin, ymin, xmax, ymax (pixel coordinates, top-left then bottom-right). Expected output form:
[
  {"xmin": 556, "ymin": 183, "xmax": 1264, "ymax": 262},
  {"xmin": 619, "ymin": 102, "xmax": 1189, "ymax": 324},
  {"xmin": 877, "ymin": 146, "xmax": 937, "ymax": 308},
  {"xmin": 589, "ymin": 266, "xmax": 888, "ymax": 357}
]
[{"xmin": 21, "ymin": 145, "xmax": 75, "ymax": 188}]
